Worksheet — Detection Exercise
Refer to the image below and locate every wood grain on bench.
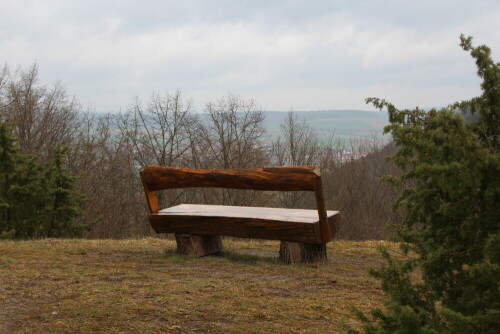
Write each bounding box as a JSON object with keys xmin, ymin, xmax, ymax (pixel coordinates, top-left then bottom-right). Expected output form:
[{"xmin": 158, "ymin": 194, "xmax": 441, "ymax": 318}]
[
  {"xmin": 149, "ymin": 204, "xmax": 340, "ymax": 244},
  {"xmin": 140, "ymin": 166, "xmax": 340, "ymax": 263},
  {"xmin": 140, "ymin": 166, "xmax": 333, "ymax": 243},
  {"xmin": 140, "ymin": 166, "xmax": 318, "ymax": 192}
]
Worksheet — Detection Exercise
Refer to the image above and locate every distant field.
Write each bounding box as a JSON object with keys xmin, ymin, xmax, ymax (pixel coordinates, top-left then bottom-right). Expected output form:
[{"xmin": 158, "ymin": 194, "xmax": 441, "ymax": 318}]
[{"xmin": 0, "ymin": 238, "xmax": 400, "ymax": 333}]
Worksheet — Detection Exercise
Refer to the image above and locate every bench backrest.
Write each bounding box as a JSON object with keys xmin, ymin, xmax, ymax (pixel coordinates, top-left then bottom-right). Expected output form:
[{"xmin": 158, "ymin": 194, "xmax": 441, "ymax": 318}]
[{"xmin": 140, "ymin": 166, "xmax": 331, "ymax": 243}]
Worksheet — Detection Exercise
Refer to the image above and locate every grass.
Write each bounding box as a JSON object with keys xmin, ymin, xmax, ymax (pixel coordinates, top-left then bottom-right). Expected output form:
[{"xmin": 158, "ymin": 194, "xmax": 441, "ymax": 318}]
[{"xmin": 0, "ymin": 238, "xmax": 401, "ymax": 333}]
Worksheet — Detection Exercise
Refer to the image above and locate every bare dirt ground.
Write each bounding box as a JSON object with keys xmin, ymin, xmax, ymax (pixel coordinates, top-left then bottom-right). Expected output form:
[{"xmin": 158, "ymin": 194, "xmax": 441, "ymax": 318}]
[{"xmin": 0, "ymin": 238, "xmax": 400, "ymax": 333}]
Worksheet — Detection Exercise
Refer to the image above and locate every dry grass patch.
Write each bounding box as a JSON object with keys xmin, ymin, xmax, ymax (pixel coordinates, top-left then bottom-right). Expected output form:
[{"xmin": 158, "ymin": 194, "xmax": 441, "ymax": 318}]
[{"xmin": 0, "ymin": 238, "xmax": 400, "ymax": 333}]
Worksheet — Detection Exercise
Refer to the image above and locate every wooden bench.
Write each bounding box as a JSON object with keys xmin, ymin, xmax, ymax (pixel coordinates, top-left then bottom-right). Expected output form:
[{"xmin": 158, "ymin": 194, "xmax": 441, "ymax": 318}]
[{"xmin": 140, "ymin": 166, "xmax": 340, "ymax": 264}]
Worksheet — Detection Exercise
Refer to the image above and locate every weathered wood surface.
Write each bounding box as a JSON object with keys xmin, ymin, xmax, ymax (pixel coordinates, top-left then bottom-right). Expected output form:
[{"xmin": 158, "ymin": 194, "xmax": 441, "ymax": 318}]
[
  {"xmin": 175, "ymin": 234, "xmax": 223, "ymax": 256},
  {"xmin": 314, "ymin": 176, "xmax": 331, "ymax": 243},
  {"xmin": 140, "ymin": 165, "xmax": 340, "ymax": 263},
  {"xmin": 149, "ymin": 204, "xmax": 340, "ymax": 244},
  {"xmin": 279, "ymin": 241, "xmax": 328, "ymax": 264},
  {"xmin": 141, "ymin": 180, "xmax": 159, "ymax": 213},
  {"xmin": 140, "ymin": 166, "xmax": 319, "ymax": 192},
  {"xmin": 140, "ymin": 165, "xmax": 336, "ymax": 243}
]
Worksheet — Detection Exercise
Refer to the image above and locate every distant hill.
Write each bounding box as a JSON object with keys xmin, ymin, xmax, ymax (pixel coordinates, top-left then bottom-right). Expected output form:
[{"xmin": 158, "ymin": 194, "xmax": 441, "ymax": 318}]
[
  {"xmin": 104, "ymin": 108, "xmax": 389, "ymax": 140},
  {"xmin": 263, "ymin": 109, "xmax": 389, "ymax": 138}
]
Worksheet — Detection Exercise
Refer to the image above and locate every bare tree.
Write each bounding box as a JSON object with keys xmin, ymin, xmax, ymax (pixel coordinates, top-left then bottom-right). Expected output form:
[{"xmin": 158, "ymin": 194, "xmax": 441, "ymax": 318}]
[
  {"xmin": 118, "ymin": 90, "xmax": 195, "ymax": 167},
  {"xmin": 319, "ymin": 136, "xmax": 401, "ymax": 240},
  {"xmin": 197, "ymin": 93, "xmax": 267, "ymax": 169},
  {"xmin": 63, "ymin": 111, "xmax": 151, "ymax": 238},
  {"xmin": 1, "ymin": 63, "xmax": 403, "ymax": 240},
  {"xmin": 193, "ymin": 93, "xmax": 270, "ymax": 206},
  {"xmin": 116, "ymin": 91, "xmax": 198, "ymax": 210},
  {"xmin": 272, "ymin": 111, "xmax": 321, "ymax": 208},
  {"xmin": 273, "ymin": 111, "xmax": 321, "ymax": 167},
  {"xmin": 0, "ymin": 64, "xmax": 81, "ymax": 160},
  {"xmin": 0, "ymin": 65, "xmax": 9, "ymax": 110},
  {"xmin": 271, "ymin": 112, "xmax": 401, "ymax": 239}
]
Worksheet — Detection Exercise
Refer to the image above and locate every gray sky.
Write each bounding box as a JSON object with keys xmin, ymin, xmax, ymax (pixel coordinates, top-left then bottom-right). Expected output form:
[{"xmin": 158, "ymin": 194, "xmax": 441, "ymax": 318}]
[{"xmin": 1, "ymin": 0, "xmax": 499, "ymax": 112}]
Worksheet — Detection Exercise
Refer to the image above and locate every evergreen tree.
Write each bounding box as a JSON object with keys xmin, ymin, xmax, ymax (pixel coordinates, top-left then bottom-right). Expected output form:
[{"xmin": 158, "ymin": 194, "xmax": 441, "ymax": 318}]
[
  {"xmin": 353, "ymin": 35, "xmax": 499, "ymax": 333},
  {"xmin": 0, "ymin": 119, "xmax": 18, "ymax": 237},
  {"xmin": 43, "ymin": 147, "xmax": 86, "ymax": 237},
  {"xmin": 0, "ymin": 119, "xmax": 86, "ymax": 238},
  {"xmin": 7, "ymin": 152, "xmax": 47, "ymax": 237}
]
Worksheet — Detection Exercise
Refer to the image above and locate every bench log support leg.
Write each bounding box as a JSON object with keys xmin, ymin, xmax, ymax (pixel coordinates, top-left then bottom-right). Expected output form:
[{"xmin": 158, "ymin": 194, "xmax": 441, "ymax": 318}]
[
  {"xmin": 279, "ymin": 241, "xmax": 327, "ymax": 264},
  {"xmin": 175, "ymin": 234, "xmax": 223, "ymax": 256}
]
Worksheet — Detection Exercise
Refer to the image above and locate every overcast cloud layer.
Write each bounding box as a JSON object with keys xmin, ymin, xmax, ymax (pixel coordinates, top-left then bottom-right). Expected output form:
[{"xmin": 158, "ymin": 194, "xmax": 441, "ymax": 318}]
[{"xmin": 1, "ymin": 0, "xmax": 499, "ymax": 112}]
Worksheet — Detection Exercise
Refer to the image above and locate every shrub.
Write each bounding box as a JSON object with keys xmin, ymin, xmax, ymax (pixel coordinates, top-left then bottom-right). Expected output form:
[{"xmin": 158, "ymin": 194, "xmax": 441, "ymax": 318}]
[
  {"xmin": 353, "ymin": 35, "xmax": 500, "ymax": 333},
  {"xmin": 0, "ymin": 119, "xmax": 86, "ymax": 238}
]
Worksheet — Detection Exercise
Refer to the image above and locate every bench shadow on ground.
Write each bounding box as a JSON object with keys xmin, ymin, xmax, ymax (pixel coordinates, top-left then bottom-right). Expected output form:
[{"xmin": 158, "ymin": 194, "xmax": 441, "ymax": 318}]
[{"xmin": 163, "ymin": 247, "xmax": 280, "ymax": 265}]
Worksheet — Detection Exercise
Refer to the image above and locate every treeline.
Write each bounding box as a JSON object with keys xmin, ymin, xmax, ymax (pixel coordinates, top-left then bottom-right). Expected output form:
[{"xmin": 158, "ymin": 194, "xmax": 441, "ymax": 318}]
[{"xmin": 0, "ymin": 64, "xmax": 400, "ymax": 240}]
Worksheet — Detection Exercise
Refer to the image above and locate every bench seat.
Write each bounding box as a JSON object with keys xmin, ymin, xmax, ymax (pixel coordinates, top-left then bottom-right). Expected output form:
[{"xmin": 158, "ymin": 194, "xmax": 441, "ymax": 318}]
[{"xmin": 149, "ymin": 204, "xmax": 340, "ymax": 244}]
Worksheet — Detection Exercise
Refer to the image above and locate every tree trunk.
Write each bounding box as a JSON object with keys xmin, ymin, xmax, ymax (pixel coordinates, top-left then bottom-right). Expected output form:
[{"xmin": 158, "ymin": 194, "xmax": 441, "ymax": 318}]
[
  {"xmin": 279, "ymin": 241, "xmax": 327, "ymax": 264},
  {"xmin": 175, "ymin": 234, "xmax": 223, "ymax": 256}
]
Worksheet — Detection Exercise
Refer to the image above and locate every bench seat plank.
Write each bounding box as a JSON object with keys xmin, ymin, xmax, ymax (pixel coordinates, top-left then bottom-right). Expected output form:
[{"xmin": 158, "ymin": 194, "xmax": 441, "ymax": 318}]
[{"xmin": 149, "ymin": 204, "xmax": 340, "ymax": 244}]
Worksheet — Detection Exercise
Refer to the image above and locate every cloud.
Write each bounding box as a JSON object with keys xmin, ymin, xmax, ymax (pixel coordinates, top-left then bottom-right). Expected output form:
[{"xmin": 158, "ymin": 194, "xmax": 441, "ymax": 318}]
[{"xmin": 0, "ymin": 0, "xmax": 499, "ymax": 111}]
